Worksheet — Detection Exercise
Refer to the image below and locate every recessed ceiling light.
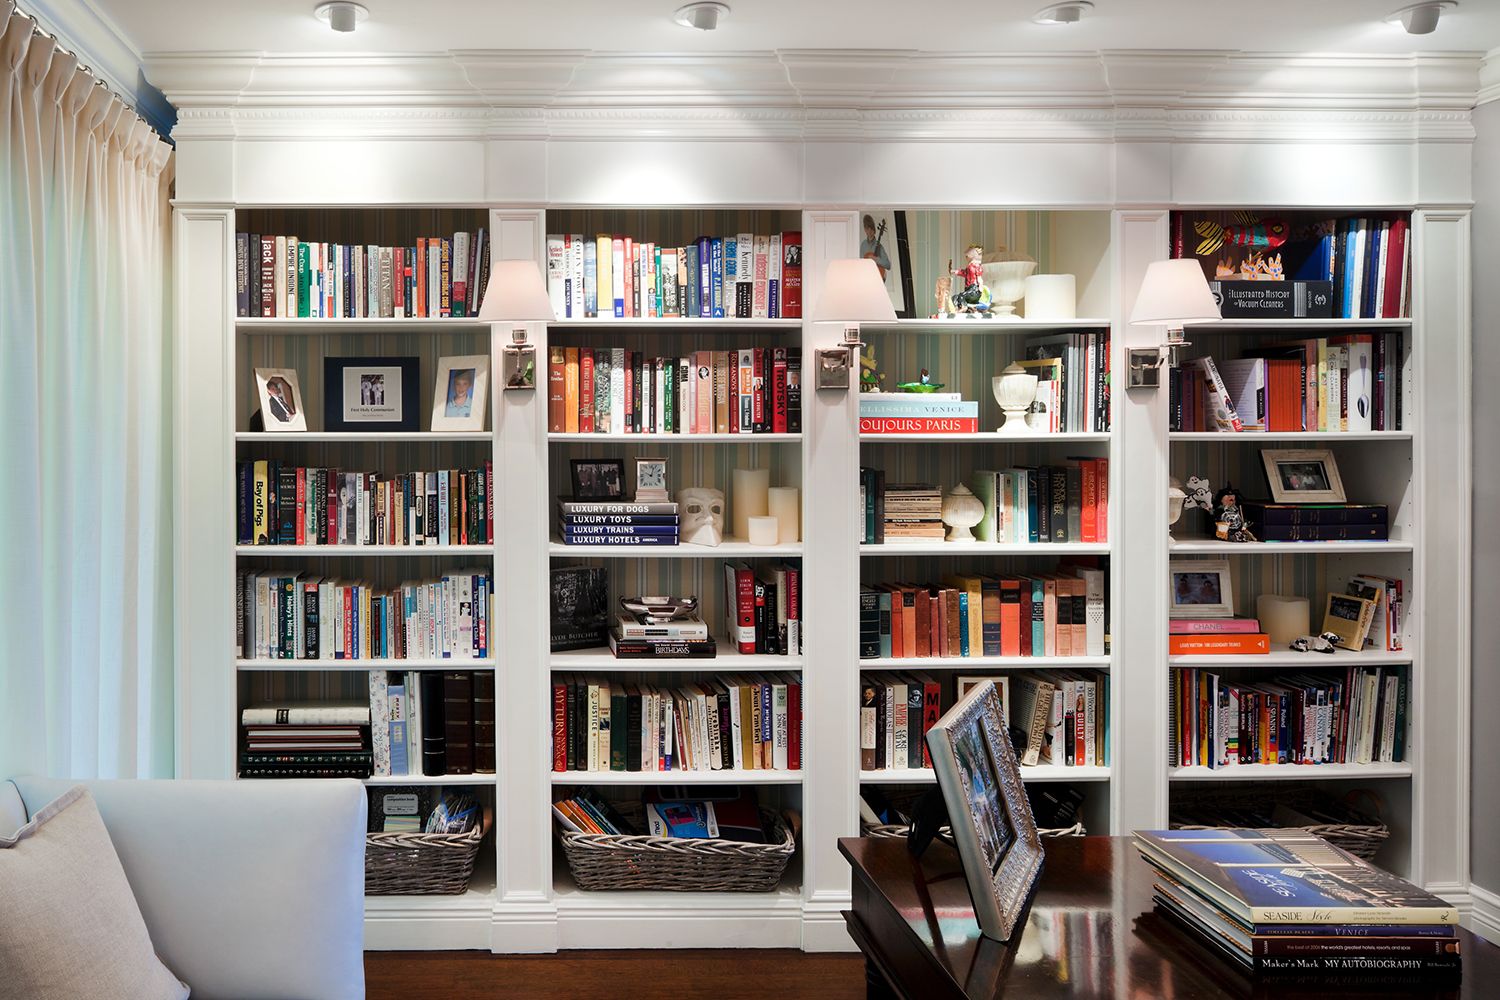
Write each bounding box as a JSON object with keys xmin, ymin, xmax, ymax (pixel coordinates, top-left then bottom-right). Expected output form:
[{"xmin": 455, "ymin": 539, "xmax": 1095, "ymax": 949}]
[
  {"xmin": 314, "ymin": 2, "xmax": 369, "ymax": 33},
  {"xmin": 1386, "ymin": 1, "xmax": 1456, "ymax": 34},
  {"xmin": 1034, "ymin": 1, "xmax": 1093, "ymax": 24},
  {"xmin": 674, "ymin": 2, "xmax": 730, "ymax": 31}
]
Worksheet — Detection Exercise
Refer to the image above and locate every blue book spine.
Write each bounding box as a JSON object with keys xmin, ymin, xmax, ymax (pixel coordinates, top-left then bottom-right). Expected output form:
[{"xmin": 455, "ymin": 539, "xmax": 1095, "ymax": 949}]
[
  {"xmin": 343, "ymin": 246, "xmax": 354, "ymax": 318},
  {"xmin": 388, "ymin": 682, "xmax": 408, "ymax": 776},
  {"xmin": 760, "ymin": 682, "xmax": 772, "ymax": 746},
  {"xmin": 1363, "ymin": 220, "xmax": 1381, "ymax": 319},
  {"xmin": 1342, "ymin": 218, "xmax": 1357, "ymax": 319},
  {"xmin": 878, "ymin": 591, "xmax": 892, "ymax": 658},
  {"xmin": 583, "ymin": 240, "xmax": 597, "ymax": 318},
  {"xmin": 560, "ymin": 534, "xmax": 679, "ymax": 546},
  {"xmin": 560, "ymin": 525, "xmax": 680, "ymax": 537},
  {"xmin": 1026, "ymin": 472, "xmax": 1041, "ymax": 543},
  {"xmin": 958, "ymin": 593, "xmax": 970, "ymax": 657},
  {"xmin": 1031, "ymin": 579, "xmax": 1045, "ymax": 653},
  {"xmin": 349, "ymin": 585, "xmax": 360, "ymax": 660},
  {"xmin": 710, "ymin": 238, "xmax": 725, "ymax": 318},
  {"xmin": 237, "ymin": 462, "xmax": 252, "ymax": 543},
  {"xmin": 696, "ymin": 237, "xmax": 711, "ymax": 317}
]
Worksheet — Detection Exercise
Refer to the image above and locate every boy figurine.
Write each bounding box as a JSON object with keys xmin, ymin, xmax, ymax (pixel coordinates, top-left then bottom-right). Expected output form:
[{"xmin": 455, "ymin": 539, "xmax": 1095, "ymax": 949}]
[
  {"xmin": 950, "ymin": 244, "xmax": 990, "ymax": 314},
  {"xmin": 1213, "ymin": 484, "xmax": 1257, "ymax": 542}
]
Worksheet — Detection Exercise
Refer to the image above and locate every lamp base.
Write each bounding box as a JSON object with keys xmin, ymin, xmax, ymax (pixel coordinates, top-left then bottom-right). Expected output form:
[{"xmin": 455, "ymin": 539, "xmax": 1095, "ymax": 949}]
[{"xmin": 997, "ymin": 408, "xmax": 1033, "ymax": 435}]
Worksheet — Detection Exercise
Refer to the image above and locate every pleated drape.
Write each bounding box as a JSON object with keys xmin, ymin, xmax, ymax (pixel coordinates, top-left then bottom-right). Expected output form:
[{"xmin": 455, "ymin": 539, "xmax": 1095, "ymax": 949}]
[{"xmin": 0, "ymin": 2, "xmax": 175, "ymax": 778}]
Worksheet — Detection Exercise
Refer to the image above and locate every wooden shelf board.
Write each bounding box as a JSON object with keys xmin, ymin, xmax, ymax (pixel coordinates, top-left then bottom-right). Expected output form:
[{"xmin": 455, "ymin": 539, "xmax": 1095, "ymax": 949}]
[
  {"xmin": 860, "ymin": 432, "xmax": 1111, "ymax": 443},
  {"xmin": 861, "ymin": 765, "xmax": 1110, "ymax": 784},
  {"xmin": 1169, "ymin": 649, "xmax": 1412, "ymax": 668},
  {"xmin": 551, "ymin": 538, "xmax": 802, "ymax": 559},
  {"xmin": 861, "ymin": 656, "xmax": 1110, "ymax": 670},
  {"xmin": 236, "ymin": 431, "xmax": 492, "ymax": 442},
  {"xmin": 549, "ymin": 433, "xmax": 801, "ymax": 443},
  {"xmin": 1169, "ymin": 763, "xmax": 1413, "ymax": 781},
  {"xmin": 552, "ymin": 770, "xmax": 802, "ymax": 785},
  {"xmin": 238, "ymin": 318, "xmax": 487, "ymax": 334},
  {"xmin": 1169, "ymin": 431, "xmax": 1411, "ymax": 442},
  {"xmin": 861, "ymin": 541, "xmax": 1110, "ymax": 556},
  {"xmin": 237, "ymin": 658, "xmax": 495, "ymax": 671},
  {"xmin": 1170, "ymin": 539, "xmax": 1413, "ymax": 554},
  {"xmin": 552, "ymin": 642, "xmax": 799, "ymax": 670},
  {"xmin": 237, "ymin": 544, "xmax": 495, "ymax": 556}
]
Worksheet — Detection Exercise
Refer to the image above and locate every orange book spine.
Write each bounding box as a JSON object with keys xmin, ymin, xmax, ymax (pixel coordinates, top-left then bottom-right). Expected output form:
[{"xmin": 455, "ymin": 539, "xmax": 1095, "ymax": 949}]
[
  {"xmin": 579, "ymin": 350, "xmax": 595, "ymax": 434},
  {"xmin": 1000, "ymin": 578, "xmax": 1022, "ymax": 657},
  {"xmin": 547, "ymin": 347, "xmax": 566, "ymax": 433},
  {"xmin": 886, "ymin": 586, "xmax": 903, "ymax": 658},
  {"xmin": 1168, "ymin": 634, "xmax": 1270, "ymax": 655},
  {"xmin": 563, "ymin": 347, "xmax": 580, "ymax": 435}
]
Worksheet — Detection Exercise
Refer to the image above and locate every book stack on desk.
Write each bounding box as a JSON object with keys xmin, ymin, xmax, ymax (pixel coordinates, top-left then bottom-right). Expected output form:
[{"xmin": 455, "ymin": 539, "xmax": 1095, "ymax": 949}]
[{"xmin": 1134, "ymin": 828, "xmax": 1460, "ymax": 981}]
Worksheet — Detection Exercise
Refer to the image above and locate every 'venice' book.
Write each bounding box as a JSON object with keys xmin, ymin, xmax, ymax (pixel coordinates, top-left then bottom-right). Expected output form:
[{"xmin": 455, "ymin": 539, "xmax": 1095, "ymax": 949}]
[{"xmin": 1135, "ymin": 829, "xmax": 1459, "ymax": 926}]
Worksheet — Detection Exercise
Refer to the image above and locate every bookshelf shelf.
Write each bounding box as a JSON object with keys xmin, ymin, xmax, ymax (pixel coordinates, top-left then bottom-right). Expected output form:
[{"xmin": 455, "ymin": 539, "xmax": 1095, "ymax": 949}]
[
  {"xmin": 860, "ymin": 655, "xmax": 1111, "ymax": 670},
  {"xmin": 860, "ymin": 765, "xmax": 1111, "ymax": 784},
  {"xmin": 860, "ymin": 541, "xmax": 1110, "ymax": 556},
  {"xmin": 548, "ymin": 433, "xmax": 801, "ymax": 443},
  {"xmin": 1184, "ymin": 318, "xmax": 1411, "ymax": 331},
  {"xmin": 864, "ymin": 318, "xmax": 1113, "ymax": 332},
  {"xmin": 550, "ymin": 539, "xmax": 802, "ymax": 559},
  {"xmin": 552, "ymin": 642, "xmax": 799, "ymax": 670},
  {"xmin": 237, "ymin": 544, "xmax": 495, "ymax": 556},
  {"xmin": 236, "ymin": 431, "xmax": 493, "ymax": 443},
  {"xmin": 364, "ymin": 774, "xmax": 496, "ymax": 786},
  {"xmin": 550, "ymin": 317, "xmax": 801, "ymax": 329},
  {"xmin": 552, "ymin": 770, "xmax": 803, "ymax": 785},
  {"xmin": 237, "ymin": 658, "xmax": 496, "ymax": 671},
  {"xmin": 237, "ymin": 317, "xmax": 488, "ymax": 334},
  {"xmin": 1168, "ymin": 649, "xmax": 1412, "ymax": 668},
  {"xmin": 1168, "ymin": 431, "xmax": 1413, "ymax": 442},
  {"xmin": 1169, "ymin": 539, "xmax": 1414, "ymax": 555},
  {"xmin": 859, "ymin": 432, "xmax": 1111, "ymax": 444},
  {"xmin": 1169, "ymin": 763, "xmax": 1413, "ymax": 781}
]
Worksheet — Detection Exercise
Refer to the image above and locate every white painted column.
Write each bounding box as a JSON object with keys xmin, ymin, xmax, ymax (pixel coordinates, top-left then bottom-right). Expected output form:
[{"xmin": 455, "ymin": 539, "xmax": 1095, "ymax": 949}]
[{"xmin": 800, "ymin": 210, "xmax": 862, "ymax": 951}]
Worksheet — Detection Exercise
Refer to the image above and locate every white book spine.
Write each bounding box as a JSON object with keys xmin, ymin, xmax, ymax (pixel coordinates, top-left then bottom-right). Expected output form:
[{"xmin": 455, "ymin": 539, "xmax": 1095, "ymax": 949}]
[
  {"xmin": 728, "ymin": 685, "xmax": 743, "ymax": 768},
  {"xmin": 1348, "ymin": 338, "xmax": 1373, "ymax": 432},
  {"xmin": 610, "ymin": 348, "xmax": 625, "ymax": 432},
  {"xmin": 369, "ymin": 672, "xmax": 391, "ymax": 776}
]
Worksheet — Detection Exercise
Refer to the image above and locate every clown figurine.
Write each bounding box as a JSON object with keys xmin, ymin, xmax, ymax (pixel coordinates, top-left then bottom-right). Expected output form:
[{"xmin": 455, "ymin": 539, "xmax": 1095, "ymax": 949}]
[{"xmin": 950, "ymin": 244, "xmax": 991, "ymax": 315}]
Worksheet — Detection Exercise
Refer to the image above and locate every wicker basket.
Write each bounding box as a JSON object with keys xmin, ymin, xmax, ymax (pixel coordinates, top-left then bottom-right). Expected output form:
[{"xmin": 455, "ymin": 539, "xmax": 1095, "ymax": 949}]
[
  {"xmin": 1171, "ymin": 786, "xmax": 1389, "ymax": 860},
  {"xmin": 365, "ymin": 822, "xmax": 486, "ymax": 895},
  {"xmin": 558, "ymin": 807, "xmax": 796, "ymax": 892}
]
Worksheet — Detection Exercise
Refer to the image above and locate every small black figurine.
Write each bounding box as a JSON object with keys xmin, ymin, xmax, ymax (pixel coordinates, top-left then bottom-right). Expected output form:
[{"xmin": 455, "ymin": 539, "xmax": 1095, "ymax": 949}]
[{"xmin": 1213, "ymin": 484, "xmax": 1257, "ymax": 543}]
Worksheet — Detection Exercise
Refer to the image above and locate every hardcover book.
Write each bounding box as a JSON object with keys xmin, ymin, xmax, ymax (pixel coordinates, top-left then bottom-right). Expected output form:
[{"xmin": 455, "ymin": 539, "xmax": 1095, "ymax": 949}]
[{"xmin": 550, "ymin": 566, "xmax": 609, "ymax": 652}]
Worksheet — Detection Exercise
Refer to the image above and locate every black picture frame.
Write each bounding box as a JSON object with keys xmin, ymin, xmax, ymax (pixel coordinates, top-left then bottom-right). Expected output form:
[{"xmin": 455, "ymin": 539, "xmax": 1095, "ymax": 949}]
[
  {"xmin": 860, "ymin": 209, "xmax": 915, "ymax": 319},
  {"xmin": 323, "ymin": 356, "xmax": 420, "ymax": 431},
  {"xmin": 570, "ymin": 458, "xmax": 627, "ymax": 500}
]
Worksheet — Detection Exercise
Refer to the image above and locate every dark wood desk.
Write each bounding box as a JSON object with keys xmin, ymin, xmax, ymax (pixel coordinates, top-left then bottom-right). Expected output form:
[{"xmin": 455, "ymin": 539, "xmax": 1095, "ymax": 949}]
[{"xmin": 841, "ymin": 835, "xmax": 1497, "ymax": 999}]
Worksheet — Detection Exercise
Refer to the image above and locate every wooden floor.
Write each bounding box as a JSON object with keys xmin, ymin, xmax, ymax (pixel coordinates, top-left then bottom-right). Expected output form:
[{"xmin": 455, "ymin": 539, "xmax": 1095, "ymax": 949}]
[{"xmin": 365, "ymin": 949, "xmax": 865, "ymax": 999}]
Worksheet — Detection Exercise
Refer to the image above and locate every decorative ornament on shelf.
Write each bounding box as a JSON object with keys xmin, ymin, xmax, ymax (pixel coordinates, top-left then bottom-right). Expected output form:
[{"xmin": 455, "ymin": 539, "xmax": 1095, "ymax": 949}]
[
  {"xmin": 933, "ymin": 274, "xmax": 956, "ymax": 318},
  {"xmin": 1289, "ymin": 633, "xmax": 1340, "ymax": 654},
  {"xmin": 981, "ymin": 249, "xmax": 1038, "ymax": 319},
  {"xmin": 949, "ymin": 245, "xmax": 992, "ymax": 316},
  {"xmin": 897, "ymin": 369, "xmax": 944, "ymax": 393},
  {"xmin": 941, "ymin": 484, "xmax": 985, "ymax": 543},
  {"xmin": 859, "ymin": 345, "xmax": 886, "ymax": 392},
  {"xmin": 1022, "ymin": 274, "xmax": 1076, "ymax": 320},
  {"xmin": 1212, "ymin": 484, "xmax": 1257, "ymax": 543},
  {"xmin": 678, "ymin": 487, "xmax": 724, "ymax": 547},
  {"xmin": 992, "ymin": 363, "xmax": 1039, "ymax": 435},
  {"xmin": 1168, "ymin": 478, "xmax": 1188, "ymax": 526},
  {"xmin": 620, "ymin": 596, "xmax": 699, "ymax": 625}
]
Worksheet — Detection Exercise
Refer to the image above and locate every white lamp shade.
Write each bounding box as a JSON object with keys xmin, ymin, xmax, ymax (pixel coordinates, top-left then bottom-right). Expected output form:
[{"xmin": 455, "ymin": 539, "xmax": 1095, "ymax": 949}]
[
  {"xmin": 476, "ymin": 259, "xmax": 556, "ymax": 322},
  {"xmin": 1129, "ymin": 259, "xmax": 1221, "ymax": 327},
  {"xmin": 811, "ymin": 258, "xmax": 898, "ymax": 324}
]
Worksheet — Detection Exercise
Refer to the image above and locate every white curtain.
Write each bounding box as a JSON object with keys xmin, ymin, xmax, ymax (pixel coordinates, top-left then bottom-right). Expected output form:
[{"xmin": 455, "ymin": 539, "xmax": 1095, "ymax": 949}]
[{"xmin": 0, "ymin": 5, "xmax": 175, "ymax": 778}]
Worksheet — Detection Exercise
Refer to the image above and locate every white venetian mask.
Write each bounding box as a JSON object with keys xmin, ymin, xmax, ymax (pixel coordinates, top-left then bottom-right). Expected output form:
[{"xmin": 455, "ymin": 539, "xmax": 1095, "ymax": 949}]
[{"xmin": 679, "ymin": 487, "xmax": 725, "ymax": 547}]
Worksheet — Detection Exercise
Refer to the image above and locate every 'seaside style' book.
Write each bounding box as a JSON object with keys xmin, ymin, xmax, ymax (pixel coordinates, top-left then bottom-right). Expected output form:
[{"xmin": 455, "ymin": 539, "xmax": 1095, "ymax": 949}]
[{"xmin": 1135, "ymin": 829, "xmax": 1459, "ymax": 926}]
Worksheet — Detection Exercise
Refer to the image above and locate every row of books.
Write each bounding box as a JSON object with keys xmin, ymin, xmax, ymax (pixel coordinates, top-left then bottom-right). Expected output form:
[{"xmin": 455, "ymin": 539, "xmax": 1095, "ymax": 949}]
[
  {"xmin": 547, "ymin": 347, "xmax": 802, "ymax": 435},
  {"xmin": 859, "ymin": 567, "xmax": 1106, "ymax": 660},
  {"xmin": 723, "ymin": 562, "xmax": 802, "ymax": 656},
  {"xmin": 1007, "ymin": 672, "xmax": 1108, "ymax": 767},
  {"xmin": 1175, "ymin": 334, "xmax": 1403, "ymax": 433},
  {"xmin": 557, "ymin": 499, "xmax": 681, "ymax": 547},
  {"xmin": 235, "ymin": 570, "xmax": 492, "ymax": 661},
  {"xmin": 1136, "ymin": 828, "xmax": 1458, "ymax": 979},
  {"xmin": 1169, "ymin": 665, "xmax": 1408, "ymax": 768},
  {"xmin": 237, "ymin": 461, "xmax": 493, "ymax": 547},
  {"xmin": 370, "ymin": 670, "xmax": 495, "ymax": 777},
  {"xmin": 233, "ymin": 230, "xmax": 489, "ymax": 320},
  {"xmin": 239, "ymin": 702, "xmax": 372, "ymax": 778},
  {"xmin": 551, "ymin": 674, "xmax": 802, "ymax": 773},
  {"xmin": 1025, "ymin": 333, "xmax": 1111, "ymax": 434},
  {"xmin": 545, "ymin": 232, "xmax": 802, "ymax": 320},
  {"xmin": 553, "ymin": 788, "xmax": 772, "ymax": 843}
]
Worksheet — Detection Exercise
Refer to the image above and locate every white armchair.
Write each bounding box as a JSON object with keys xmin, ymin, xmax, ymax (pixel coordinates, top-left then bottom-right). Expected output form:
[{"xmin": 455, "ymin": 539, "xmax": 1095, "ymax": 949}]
[{"xmin": 1, "ymin": 776, "xmax": 367, "ymax": 1000}]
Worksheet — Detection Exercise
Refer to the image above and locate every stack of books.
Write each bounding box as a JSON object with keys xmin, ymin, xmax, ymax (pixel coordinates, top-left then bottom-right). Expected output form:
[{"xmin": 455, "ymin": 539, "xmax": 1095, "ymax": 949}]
[
  {"xmin": 239, "ymin": 702, "xmax": 372, "ymax": 778},
  {"xmin": 1243, "ymin": 503, "xmax": 1390, "ymax": 543},
  {"xmin": 1168, "ymin": 617, "xmax": 1269, "ymax": 656},
  {"xmin": 1135, "ymin": 828, "xmax": 1459, "ymax": 981},
  {"xmin": 879, "ymin": 483, "xmax": 944, "ymax": 541},
  {"xmin": 610, "ymin": 606, "xmax": 715, "ymax": 659},
  {"xmin": 558, "ymin": 499, "xmax": 679, "ymax": 547},
  {"xmin": 857, "ymin": 393, "xmax": 978, "ymax": 435}
]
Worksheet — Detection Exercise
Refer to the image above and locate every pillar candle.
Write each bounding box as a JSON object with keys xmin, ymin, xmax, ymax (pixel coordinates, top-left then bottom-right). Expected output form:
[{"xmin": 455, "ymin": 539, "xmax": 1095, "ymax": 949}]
[
  {"xmin": 1023, "ymin": 274, "xmax": 1076, "ymax": 320},
  {"xmin": 767, "ymin": 486, "xmax": 800, "ymax": 543},
  {"xmin": 1257, "ymin": 594, "xmax": 1310, "ymax": 646},
  {"xmin": 731, "ymin": 468, "xmax": 770, "ymax": 541},
  {"xmin": 747, "ymin": 516, "xmax": 779, "ymax": 547}
]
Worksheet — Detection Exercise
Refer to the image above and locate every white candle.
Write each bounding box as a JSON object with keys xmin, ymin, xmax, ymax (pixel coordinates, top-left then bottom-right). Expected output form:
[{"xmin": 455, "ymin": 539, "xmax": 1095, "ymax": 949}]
[
  {"xmin": 767, "ymin": 486, "xmax": 800, "ymax": 543},
  {"xmin": 1257, "ymin": 594, "xmax": 1310, "ymax": 646},
  {"xmin": 748, "ymin": 516, "xmax": 779, "ymax": 547},
  {"xmin": 1023, "ymin": 274, "xmax": 1076, "ymax": 320},
  {"xmin": 731, "ymin": 468, "xmax": 770, "ymax": 541}
]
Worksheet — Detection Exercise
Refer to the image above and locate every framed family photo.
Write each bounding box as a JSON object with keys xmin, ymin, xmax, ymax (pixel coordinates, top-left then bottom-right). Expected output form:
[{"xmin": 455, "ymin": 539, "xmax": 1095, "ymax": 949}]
[
  {"xmin": 1168, "ymin": 558, "xmax": 1234, "ymax": 618},
  {"xmin": 323, "ymin": 356, "xmax": 419, "ymax": 432},
  {"xmin": 431, "ymin": 355, "xmax": 489, "ymax": 432},
  {"xmin": 1260, "ymin": 448, "xmax": 1347, "ymax": 503},
  {"xmin": 570, "ymin": 458, "xmax": 626, "ymax": 500},
  {"xmin": 925, "ymin": 680, "xmax": 1043, "ymax": 941},
  {"xmin": 253, "ymin": 368, "xmax": 307, "ymax": 432},
  {"xmin": 860, "ymin": 209, "xmax": 915, "ymax": 318}
]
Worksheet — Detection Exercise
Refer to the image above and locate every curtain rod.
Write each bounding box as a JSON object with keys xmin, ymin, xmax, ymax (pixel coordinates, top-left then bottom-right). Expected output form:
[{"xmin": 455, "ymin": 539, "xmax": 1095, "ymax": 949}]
[{"xmin": 10, "ymin": 1, "xmax": 166, "ymax": 143}]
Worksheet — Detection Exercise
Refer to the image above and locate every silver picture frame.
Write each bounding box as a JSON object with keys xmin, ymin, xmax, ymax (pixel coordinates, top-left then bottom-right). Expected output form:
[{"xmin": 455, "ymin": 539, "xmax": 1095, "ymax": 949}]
[
  {"xmin": 925, "ymin": 680, "xmax": 1043, "ymax": 941},
  {"xmin": 1261, "ymin": 447, "xmax": 1347, "ymax": 504}
]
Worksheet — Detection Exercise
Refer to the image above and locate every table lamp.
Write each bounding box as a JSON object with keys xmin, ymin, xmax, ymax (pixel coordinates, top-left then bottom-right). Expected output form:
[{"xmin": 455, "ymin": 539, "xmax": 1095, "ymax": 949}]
[
  {"xmin": 811, "ymin": 258, "xmax": 897, "ymax": 390},
  {"xmin": 1126, "ymin": 258, "xmax": 1221, "ymax": 388},
  {"xmin": 478, "ymin": 259, "xmax": 555, "ymax": 390}
]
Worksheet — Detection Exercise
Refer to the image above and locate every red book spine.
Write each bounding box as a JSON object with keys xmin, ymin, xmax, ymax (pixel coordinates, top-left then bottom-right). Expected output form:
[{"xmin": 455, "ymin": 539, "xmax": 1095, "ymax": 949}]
[
  {"xmin": 1018, "ymin": 582, "xmax": 1033, "ymax": 657},
  {"xmin": 914, "ymin": 589, "xmax": 931, "ymax": 657},
  {"xmin": 1080, "ymin": 460, "xmax": 1097, "ymax": 543},
  {"xmin": 888, "ymin": 586, "xmax": 903, "ymax": 658},
  {"xmin": 727, "ymin": 353, "xmax": 739, "ymax": 434},
  {"xmin": 1094, "ymin": 459, "xmax": 1109, "ymax": 542},
  {"xmin": 787, "ymin": 566, "xmax": 800, "ymax": 656},
  {"xmin": 1000, "ymin": 578, "xmax": 1021, "ymax": 657},
  {"xmin": 547, "ymin": 348, "xmax": 565, "ymax": 433},
  {"xmin": 1168, "ymin": 634, "xmax": 1270, "ymax": 655},
  {"xmin": 579, "ymin": 352, "xmax": 595, "ymax": 433},
  {"xmin": 752, "ymin": 348, "xmax": 766, "ymax": 429},
  {"xmin": 772, "ymin": 352, "xmax": 788, "ymax": 433},
  {"xmin": 1382, "ymin": 217, "xmax": 1408, "ymax": 319},
  {"xmin": 1073, "ymin": 684, "xmax": 1086, "ymax": 764},
  {"xmin": 294, "ymin": 467, "xmax": 306, "ymax": 545},
  {"xmin": 325, "ymin": 471, "xmax": 338, "ymax": 545},
  {"xmin": 415, "ymin": 237, "xmax": 428, "ymax": 318},
  {"xmin": 787, "ymin": 680, "xmax": 802, "ymax": 771},
  {"xmin": 393, "ymin": 247, "xmax": 404, "ymax": 314},
  {"xmin": 735, "ymin": 567, "xmax": 756, "ymax": 654},
  {"xmin": 781, "ymin": 231, "xmax": 802, "ymax": 319},
  {"xmin": 858, "ymin": 417, "xmax": 980, "ymax": 434},
  {"xmin": 552, "ymin": 681, "xmax": 567, "ymax": 771},
  {"xmin": 921, "ymin": 682, "xmax": 940, "ymax": 768}
]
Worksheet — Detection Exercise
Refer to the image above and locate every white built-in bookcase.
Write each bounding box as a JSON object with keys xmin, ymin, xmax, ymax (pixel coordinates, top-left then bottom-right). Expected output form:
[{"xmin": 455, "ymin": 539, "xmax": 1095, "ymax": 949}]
[{"xmin": 161, "ymin": 48, "xmax": 1476, "ymax": 952}]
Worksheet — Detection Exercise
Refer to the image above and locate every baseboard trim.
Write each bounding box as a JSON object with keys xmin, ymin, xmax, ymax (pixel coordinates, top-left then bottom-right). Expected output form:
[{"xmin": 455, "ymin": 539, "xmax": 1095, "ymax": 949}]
[
  {"xmin": 490, "ymin": 898, "xmax": 560, "ymax": 954},
  {"xmin": 802, "ymin": 900, "xmax": 858, "ymax": 952},
  {"xmin": 1469, "ymin": 883, "xmax": 1500, "ymax": 944}
]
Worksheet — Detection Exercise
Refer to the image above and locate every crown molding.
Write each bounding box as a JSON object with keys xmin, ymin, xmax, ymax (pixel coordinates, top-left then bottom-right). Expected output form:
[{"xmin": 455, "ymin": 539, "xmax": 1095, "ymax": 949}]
[
  {"xmin": 143, "ymin": 48, "xmax": 1486, "ymax": 144},
  {"xmin": 22, "ymin": 0, "xmax": 175, "ymax": 134},
  {"xmin": 1480, "ymin": 47, "xmax": 1500, "ymax": 105}
]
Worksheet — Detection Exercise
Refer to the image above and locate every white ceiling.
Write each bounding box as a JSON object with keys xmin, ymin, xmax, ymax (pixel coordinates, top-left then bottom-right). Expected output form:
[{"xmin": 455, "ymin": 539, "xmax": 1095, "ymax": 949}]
[{"xmin": 99, "ymin": 0, "xmax": 1500, "ymax": 57}]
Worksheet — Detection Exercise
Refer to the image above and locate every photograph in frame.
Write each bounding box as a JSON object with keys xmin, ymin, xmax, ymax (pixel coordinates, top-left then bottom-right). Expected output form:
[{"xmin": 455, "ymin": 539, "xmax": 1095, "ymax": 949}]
[
  {"xmin": 570, "ymin": 458, "xmax": 626, "ymax": 500},
  {"xmin": 860, "ymin": 210, "xmax": 915, "ymax": 318},
  {"xmin": 1260, "ymin": 448, "xmax": 1347, "ymax": 504},
  {"xmin": 323, "ymin": 356, "xmax": 419, "ymax": 432},
  {"xmin": 925, "ymin": 680, "xmax": 1043, "ymax": 941},
  {"xmin": 253, "ymin": 367, "xmax": 307, "ymax": 432},
  {"xmin": 431, "ymin": 354, "xmax": 489, "ymax": 432},
  {"xmin": 1168, "ymin": 558, "xmax": 1234, "ymax": 618}
]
